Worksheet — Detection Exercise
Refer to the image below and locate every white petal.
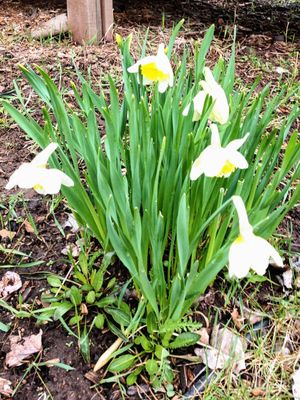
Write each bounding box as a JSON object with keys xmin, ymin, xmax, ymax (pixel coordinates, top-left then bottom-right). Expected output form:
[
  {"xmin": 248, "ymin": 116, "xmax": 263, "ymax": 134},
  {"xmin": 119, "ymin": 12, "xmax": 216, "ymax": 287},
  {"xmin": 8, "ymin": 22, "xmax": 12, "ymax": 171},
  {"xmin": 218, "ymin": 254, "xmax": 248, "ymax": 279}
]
[
  {"xmin": 158, "ymin": 80, "xmax": 169, "ymax": 93},
  {"xmin": 255, "ymin": 236, "xmax": 283, "ymax": 268},
  {"xmin": 6, "ymin": 164, "xmax": 40, "ymax": 190},
  {"xmin": 57, "ymin": 170, "xmax": 74, "ymax": 187},
  {"xmin": 249, "ymin": 236, "xmax": 272, "ymax": 275},
  {"xmin": 157, "ymin": 43, "xmax": 165, "ymax": 56},
  {"xmin": 195, "ymin": 146, "xmax": 227, "ymax": 178},
  {"xmin": 167, "ymin": 70, "xmax": 174, "ymax": 87},
  {"xmin": 190, "ymin": 156, "xmax": 204, "ymax": 180},
  {"xmin": 232, "ymin": 196, "xmax": 253, "ymax": 236},
  {"xmin": 209, "ymin": 94, "xmax": 229, "ymax": 125},
  {"xmin": 34, "ymin": 169, "xmax": 63, "ymax": 194},
  {"xmin": 210, "ymin": 124, "xmax": 221, "ymax": 147},
  {"xmin": 227, "ymin": 151, "xmax": 248, "ymax": 169},
  {"xmin": 192, "ymin": 91, "xmax": 206, "ymax": 121},
  {"xmin": 203, "ymin": 67, "xmax": 217, "ymax": 92},
  {"xmin": 127, "ymin": 62, "xmax": 140, "ymax": 73},
  {"xmin": 182, "ymin": 103, "xmax": 190, "ymax": 117},
  {"xmin": 228, "ymin": 239, "xmax": 252, "ymax": 278},
  {"xmin": 31, "ymin": 143, "xmax": 58, "ymax": 167},
  {"xmin": 226, "ymin": 133, "xmax": 250, "ymax": 152}
]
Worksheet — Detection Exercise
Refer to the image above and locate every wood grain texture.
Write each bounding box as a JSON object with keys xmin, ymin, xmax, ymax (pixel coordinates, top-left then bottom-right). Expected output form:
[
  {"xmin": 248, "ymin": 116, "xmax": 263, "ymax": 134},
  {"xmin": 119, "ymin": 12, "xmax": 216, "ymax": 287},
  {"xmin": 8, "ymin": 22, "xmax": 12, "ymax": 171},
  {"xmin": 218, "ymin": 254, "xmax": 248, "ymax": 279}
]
[
  {"xmin": 101, "ymin": 0, "xmax": 113, "ymax": 41},
  {"xmin": 67, "ymin": 0, "xmax": 103, "ymax": 43}
]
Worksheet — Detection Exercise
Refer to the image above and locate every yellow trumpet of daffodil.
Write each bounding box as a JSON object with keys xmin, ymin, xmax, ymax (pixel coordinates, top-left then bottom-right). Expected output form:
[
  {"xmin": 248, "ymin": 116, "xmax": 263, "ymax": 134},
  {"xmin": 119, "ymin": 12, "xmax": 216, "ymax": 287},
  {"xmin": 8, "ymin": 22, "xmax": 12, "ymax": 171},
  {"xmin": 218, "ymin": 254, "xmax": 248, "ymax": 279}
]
[
  {"xmin": 127, "ymin": 43, "xmax": 174, "ymax": 93},
  {"xmin": 5, "ymin": 143, "xmax": 74, "ymax": 195},
  {"xmin": 229, "ymin": 195, "xmax": 283, "ymax": 279},
  {"xmin": 190, "ymin": 124, "xmax": 249, "ymax": 180},
  {"xmin": 183, "ymin": 67, "xmax": 229, "ymax": 124}
]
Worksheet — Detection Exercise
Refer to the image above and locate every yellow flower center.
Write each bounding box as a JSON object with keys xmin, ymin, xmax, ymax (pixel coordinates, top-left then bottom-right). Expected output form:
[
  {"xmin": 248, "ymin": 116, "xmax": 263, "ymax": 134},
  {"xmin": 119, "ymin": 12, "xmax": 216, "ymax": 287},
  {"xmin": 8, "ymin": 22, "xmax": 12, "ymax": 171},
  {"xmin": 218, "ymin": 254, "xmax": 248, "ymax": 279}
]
[
  {"xmin": 218, "ymin": 160, "xmax": 236, "ymax": 177},
  {"xmin": 140, "ymin": 62, "xmax": 169, "ymax": 82},
  {"xmin": 33, "ymin": 184, "xmax": 44, "ymax": 191},
  {"xmin": 234, "ymin": 235, "xmax": 245, "ymax": 244}
]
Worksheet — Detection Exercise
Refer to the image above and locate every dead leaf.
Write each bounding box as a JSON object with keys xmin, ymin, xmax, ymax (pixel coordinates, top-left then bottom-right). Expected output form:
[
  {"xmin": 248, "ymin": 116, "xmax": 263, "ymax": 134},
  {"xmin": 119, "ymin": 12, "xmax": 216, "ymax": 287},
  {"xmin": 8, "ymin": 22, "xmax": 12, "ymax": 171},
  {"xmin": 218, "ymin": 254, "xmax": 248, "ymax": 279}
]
[
  {"xmin": 44, "ymin": 358, "xmax": 60, "ymax": 367},
  {"xmin": 63, "ymin": 213, "xmax": 79, "ymax": 233},
  {"xmin": 0, "ymin": 229, "xmax": 16, "ymax": 240},
  {"xmin": 231, "ymin": 308, "xmax": 244, "ymax": 330},
  {"xmin": 282, "ymin": 269, "xmax": 293, "ymax": 289},
  {"xmin": 5, "ymin": 330, "xmax": 43, "ymax": 367},
  {"xmin": 293, "ymin": 369, "xmax": 300, "ymax": 400},
  {"xmin": 80, "ymin": 303, "xmax": 88, "ymax": 315},
  {"xmin": 0, "ymin": 272, "xmax": 22, "ymax": 298},
  {"xmin": 61, "ymin": 243, "xmax": 80, "ymax": 257},
  {"xmin": 243, "ymin": 307, "xmax": 265, "ymax": 325},
  {"xmin": 195, "ymin": 325, "xmax": 246, "ymax": 373},
  {"xmin": 197, "ymin": 327, "xmax": 210, "ymax": 345},
  {"xmin": 23, "ymin": 219, "xmax": 35, "ymax": 233},
  {"xmin": 0, "ymin": 377, "xmax": 13, "ymax": 397}
]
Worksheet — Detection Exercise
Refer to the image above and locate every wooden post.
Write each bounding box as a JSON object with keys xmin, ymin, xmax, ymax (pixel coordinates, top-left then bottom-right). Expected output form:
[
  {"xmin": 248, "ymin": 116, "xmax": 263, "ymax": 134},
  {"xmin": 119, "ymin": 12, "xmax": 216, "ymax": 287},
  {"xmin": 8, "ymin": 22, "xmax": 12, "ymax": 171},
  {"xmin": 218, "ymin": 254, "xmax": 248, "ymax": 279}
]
[
  {"xmin": 67, "ymin": 0, "xmax": 103, "ymax": 44},
  {"xmin": 101, "ymin": 0, "xmax": 113, "ymax": 41}
]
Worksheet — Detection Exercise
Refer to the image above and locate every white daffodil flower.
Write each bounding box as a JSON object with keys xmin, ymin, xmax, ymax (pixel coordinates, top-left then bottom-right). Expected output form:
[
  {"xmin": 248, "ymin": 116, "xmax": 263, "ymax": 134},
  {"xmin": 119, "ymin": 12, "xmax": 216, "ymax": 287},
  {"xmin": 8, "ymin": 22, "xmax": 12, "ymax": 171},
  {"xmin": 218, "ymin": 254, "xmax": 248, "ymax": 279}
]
[
  {"xmin": 228, "ymin": 195, "xmax": 283, "ymax": 279},
  {"xmin": 5, "ymin": 143, "xmax": 74, "ymax": 195},
  {"xmin": 190, "ymin": 124, "xmax": 249, "ymax": 180},
  {"xmin": 183, "ymin": 67, "xmax": 229, "ymax": 124},
  {"xmin": 127, "ymin": 43, "xmax": 173, "ymax": 93}
]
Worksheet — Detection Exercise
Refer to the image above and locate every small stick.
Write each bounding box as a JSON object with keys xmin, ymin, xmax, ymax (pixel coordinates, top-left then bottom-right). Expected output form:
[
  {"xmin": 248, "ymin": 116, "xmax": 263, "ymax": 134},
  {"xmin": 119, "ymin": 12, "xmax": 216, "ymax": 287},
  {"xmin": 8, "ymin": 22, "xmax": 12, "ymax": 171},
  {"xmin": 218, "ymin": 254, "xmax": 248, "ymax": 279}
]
[{"xmin": 93, "ymin": 337, "xmax": 123, "ymax": 372}]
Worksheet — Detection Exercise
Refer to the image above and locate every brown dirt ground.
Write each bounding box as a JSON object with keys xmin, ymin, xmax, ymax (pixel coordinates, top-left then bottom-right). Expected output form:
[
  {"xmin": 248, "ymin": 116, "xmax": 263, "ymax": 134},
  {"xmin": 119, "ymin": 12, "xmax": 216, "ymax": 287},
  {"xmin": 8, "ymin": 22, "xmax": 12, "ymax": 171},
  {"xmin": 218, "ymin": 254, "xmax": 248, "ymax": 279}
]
[{"xmin": 0, "ymin": 0, "xmax": 299, "ymax": 399}]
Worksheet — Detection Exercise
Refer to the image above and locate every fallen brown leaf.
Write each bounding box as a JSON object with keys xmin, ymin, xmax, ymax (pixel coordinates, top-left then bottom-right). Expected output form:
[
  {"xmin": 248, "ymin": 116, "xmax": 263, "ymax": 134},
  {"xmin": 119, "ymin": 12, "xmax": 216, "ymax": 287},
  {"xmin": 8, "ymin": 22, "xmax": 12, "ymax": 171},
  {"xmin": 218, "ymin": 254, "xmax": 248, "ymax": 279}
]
[
  {"xmin": 197, "ymin": 327, "xmax": 210, "ymax": 345},
  {"xmin": 0, "ymin": 377, "xmax": 13, "ymax": 397},
  {"xmin": 195, "ymin": 325, "xmax": 246, "ymax": 373},
  {"xmin": 5, "ymin": 330, "xmax": 43, "ymax": 367},
  {"xmin": 231, "ymin": 307, "xmax": 244, "ymax": 330},
  {"xmin": 44, "ymin": 358, "xmax": 60, "ymax": 367},
  {"xmin": 282, "ymin": 268, "xmax": 293, "ymax": 289},
  {"xmin": 0, "ymin": 229, "xmax": 16, "ymax": 240},
  {"xmin": 63, "ymin": 213, "xmax": 79, "ymax": 233},
  {"xmin": 0, "ymin": 272, "xmax": 22, "ymax": 298},
  {"xmin": 23, "ymin": 219, "xmax": 35, "ymax": 233}
]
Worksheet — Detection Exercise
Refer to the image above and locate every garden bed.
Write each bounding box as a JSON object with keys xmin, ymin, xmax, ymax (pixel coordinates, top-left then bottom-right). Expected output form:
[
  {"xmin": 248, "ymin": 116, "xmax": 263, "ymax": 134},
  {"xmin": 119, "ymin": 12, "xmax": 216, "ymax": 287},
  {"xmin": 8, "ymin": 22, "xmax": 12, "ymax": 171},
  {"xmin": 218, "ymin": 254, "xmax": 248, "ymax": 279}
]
[{"xmin": 0, "ymin": 1, "xmax": 299, "ymax": 399}]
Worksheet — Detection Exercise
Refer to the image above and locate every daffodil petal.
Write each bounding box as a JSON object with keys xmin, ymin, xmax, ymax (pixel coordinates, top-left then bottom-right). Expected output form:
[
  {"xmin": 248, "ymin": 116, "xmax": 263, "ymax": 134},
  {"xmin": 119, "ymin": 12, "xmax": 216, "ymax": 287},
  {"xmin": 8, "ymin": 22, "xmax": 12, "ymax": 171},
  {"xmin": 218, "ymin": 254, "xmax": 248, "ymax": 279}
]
[
  {"xmin": 195, "ymin": 146, "xmax": 227, "ymax": 178},
  {"xmin": 127, "ymin": 62, "xmax": 140, "ymax": 73},
  {"xmin": 226, "ymin": 133, "xmax": 250, "ymax": 152},
  {"xmin": 258, "ymin": 237, "xmax": 283, "ymax": 268},
  {"xmin": 158, "ymin": 80, "xmax": 169, "ymax": 93},
  {"xmin": 232, "ymin": 196, "xmax": 253, "ymax": 237},
  {"xmin": 228, "ymin": 238, "xmax": 252, "ymax": 278},
  {"xmin": 33, "ymin": 169, "xmax": 73, "ymax": 195},
  {"xmin": 227, "ymin": 151, "xmax": 248, "ymax": 169},
  {"xmin": 210, "ymin": 124, "xmax": 221, "ymax": 147},
  {"xmin": 157, "ymin": 43, "xmax": 165, "ymax": 56},
  {"xmin": 31, "ymin": 143, "xmax": 58, "ymax": 167},
  {"xmin": 190, "ymin": 156, "xmax": 204, "ymax": 180},
  {"xmin": 6, "ymin": 164, "xmax": 40, "ymax": 190},
  {"xmin": 182, "ymin": 103, "xmax": 190, "ymax": 117},
  {"xmin": 58, "ymin": 171, "xmax": 74, "ymax": 187},
  {"xmin": 210, "ymin": 99, "xmax": 229, "ymax": 125}
]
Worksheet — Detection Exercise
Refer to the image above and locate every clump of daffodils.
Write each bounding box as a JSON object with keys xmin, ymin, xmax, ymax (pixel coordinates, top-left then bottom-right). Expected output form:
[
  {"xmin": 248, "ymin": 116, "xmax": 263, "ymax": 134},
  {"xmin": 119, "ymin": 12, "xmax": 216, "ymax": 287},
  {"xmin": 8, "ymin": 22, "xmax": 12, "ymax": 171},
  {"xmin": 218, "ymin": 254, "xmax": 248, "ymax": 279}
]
[
  {"xmin": 6, "ymin": 143, "xmax": 74, "ymax": 195},
  {"xmin": 127, "ymin": 43, "xmax": 174, "ymax": 93}
]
